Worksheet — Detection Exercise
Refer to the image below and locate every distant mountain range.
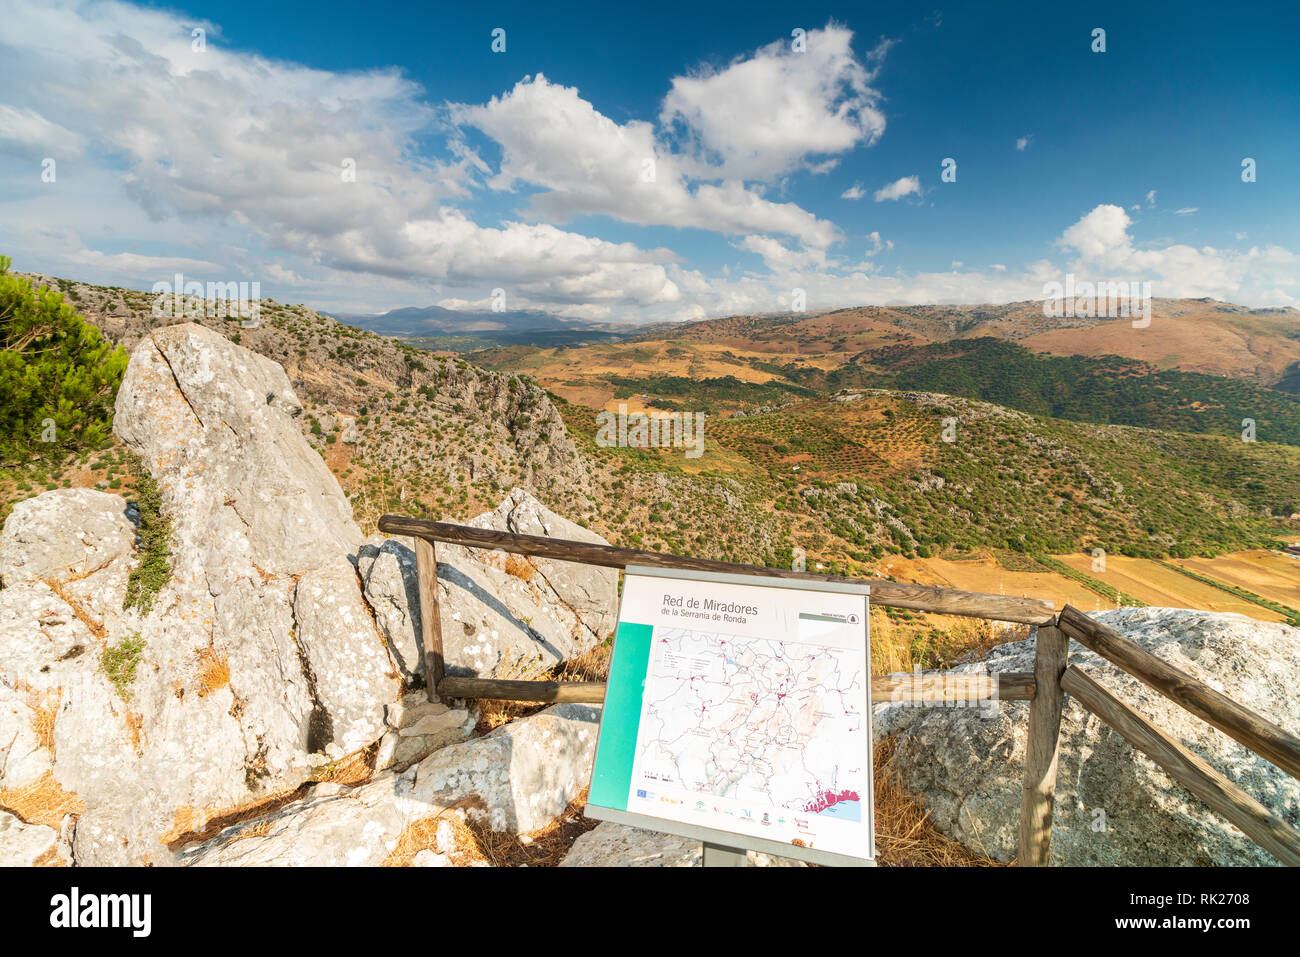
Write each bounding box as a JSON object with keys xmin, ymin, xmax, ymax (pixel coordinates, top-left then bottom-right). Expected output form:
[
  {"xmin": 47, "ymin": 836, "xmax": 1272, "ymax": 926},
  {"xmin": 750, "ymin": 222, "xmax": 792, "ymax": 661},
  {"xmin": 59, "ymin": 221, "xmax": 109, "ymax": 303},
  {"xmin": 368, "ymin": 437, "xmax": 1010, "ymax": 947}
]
[
  {"xmin": 330, "ymin": 304, "xmax": 635, "ymax": 350},
  {"xmin": 343, "ymin": 297, "xmax": 1300, "ymax": 388},
  {"xmin": 627, "ymin": 298, "xmax": 1300, "ymax": 391}
]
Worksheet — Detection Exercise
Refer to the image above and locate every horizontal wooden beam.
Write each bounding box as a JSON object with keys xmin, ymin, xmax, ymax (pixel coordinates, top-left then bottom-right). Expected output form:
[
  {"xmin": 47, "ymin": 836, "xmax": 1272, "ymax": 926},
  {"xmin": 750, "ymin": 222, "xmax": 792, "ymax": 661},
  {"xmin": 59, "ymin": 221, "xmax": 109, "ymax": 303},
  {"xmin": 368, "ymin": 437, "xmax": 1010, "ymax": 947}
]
[
  {"xmin": 436, "ymin": 671, "xmax": 1034, "ymax": 705},
  {"xmin": 439, "ymin": 677, "xmax": 604, "ymax": 704},
  {"xmin": 1058, "ymin": 605, "xmax": 1300, "ymax": 781},
  {"xmin": 874, "ymin": 671, "xmax": 1034, "ymax": 702},
  {"xmin": 1061, "ymin": 666, "xmax": 1300, "ymax": 867},
  {"xmin": 378, "ymin": 515, "xmax": 1057, "ymax": 625}
]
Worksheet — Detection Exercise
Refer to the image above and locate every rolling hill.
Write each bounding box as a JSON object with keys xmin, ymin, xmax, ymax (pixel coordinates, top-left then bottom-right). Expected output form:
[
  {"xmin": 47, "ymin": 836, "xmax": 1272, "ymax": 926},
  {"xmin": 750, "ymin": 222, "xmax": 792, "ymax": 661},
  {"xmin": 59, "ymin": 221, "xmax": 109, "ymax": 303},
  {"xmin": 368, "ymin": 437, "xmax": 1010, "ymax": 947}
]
[
  {"xmin": 8, "ymin": 267, "xmax": 1298, "ymax": 588},
  {"xmin": 614, "ymin": 298, "xmax": 1300, "ymax": 388}
]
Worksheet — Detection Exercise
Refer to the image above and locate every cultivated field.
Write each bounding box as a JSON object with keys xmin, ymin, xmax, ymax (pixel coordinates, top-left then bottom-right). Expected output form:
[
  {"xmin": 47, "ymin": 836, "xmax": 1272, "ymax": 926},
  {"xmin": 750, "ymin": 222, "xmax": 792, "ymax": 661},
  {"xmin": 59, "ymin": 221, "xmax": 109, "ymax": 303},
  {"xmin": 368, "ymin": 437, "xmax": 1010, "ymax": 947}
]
[
  {"xmin": 897, "ymin": 554, "xmax": 1103, "ymax": 611},
  {"xmin": 869, "ymin": 550, "xmax": 1296, "ymax": 625},
  {"xmin": 1051, "ymin": 553, "xmax": 1290, "ymax": 621},
  {"xmin": 1171, "ymin": 550, "xmax": 1300, "ymax": 610}
]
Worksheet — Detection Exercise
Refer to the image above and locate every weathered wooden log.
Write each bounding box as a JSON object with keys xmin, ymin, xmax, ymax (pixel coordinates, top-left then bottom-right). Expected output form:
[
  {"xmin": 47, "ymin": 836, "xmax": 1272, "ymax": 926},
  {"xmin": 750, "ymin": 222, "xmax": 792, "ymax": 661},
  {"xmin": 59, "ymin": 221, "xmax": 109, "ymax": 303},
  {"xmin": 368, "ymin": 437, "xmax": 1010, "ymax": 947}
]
[
  {"xmin": 872, "ymin": 671, "xmax": 1034, "ymax": 702},
  {"xmin": 1018, "ymin": 623, "xmax": 1069, "ymax": 867},
  {"xmin": 435, "ymin": 671, "xmax": 1035, "ymax": 705},
  {"xmin": 413, "ymin": 537, "xmax": 446, "ymax": 703}
]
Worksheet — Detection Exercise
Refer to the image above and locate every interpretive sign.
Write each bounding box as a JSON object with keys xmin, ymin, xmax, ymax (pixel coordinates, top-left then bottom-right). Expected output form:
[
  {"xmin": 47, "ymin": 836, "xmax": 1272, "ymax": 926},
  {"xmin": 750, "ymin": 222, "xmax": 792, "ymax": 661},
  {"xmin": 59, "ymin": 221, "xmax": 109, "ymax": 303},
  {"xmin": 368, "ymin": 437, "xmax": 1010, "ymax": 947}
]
[{"xmin": 586, "ymin": 566, "xmax": 874, "ymax": 866}]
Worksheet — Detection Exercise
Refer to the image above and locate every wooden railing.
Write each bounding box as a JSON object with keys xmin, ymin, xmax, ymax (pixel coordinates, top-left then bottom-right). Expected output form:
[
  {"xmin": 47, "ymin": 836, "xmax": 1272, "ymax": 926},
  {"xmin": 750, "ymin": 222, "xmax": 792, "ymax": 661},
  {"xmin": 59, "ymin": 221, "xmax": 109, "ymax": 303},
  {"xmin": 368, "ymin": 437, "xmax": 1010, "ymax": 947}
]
[
  {"xmin": 376, "ymin": 513, "xmax": 1300, "ymax": 866},
  {"xmin": 1053, "ymin": 606, "xmax": 1300, "ymax": 866}
]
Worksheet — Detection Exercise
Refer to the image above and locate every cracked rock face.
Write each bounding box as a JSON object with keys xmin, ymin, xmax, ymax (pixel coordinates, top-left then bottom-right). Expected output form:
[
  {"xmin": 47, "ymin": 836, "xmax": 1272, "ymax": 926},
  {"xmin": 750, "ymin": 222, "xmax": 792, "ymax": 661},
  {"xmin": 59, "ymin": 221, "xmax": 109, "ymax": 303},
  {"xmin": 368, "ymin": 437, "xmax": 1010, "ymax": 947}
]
[
  {"xmin": 559, "ymin": 822, "xmax": 806, "ymax": 867},
  {"xmin": 176, "ymin": 703, "xmax": 600, "ymax": 866},
  {"xmin": 1, "ymin": 324, "xmax": 625, "ymax": 867},
  {"xmin": 875, "ymin": 607, "xmax": 1300, "ymax": 866},
  {"xmin": 1, "ymin": 324, "xmax": 401, "ymax": 865},
  {"xmin": 0, "ymin": 810, "xmax": 63, "ymax": 866},
  {"xmin": 357, "ymin": 488, "xmax": 619, "ymax": 683}
]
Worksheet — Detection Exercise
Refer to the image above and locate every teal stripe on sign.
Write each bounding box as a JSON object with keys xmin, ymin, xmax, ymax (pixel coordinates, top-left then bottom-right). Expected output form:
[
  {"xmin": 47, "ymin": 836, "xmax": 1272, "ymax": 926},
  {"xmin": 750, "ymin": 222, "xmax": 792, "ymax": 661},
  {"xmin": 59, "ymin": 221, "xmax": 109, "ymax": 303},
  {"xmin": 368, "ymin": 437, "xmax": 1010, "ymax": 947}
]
[{"xmin": 588, "ymin": 621, "xmax": 654, "ymax": 811}]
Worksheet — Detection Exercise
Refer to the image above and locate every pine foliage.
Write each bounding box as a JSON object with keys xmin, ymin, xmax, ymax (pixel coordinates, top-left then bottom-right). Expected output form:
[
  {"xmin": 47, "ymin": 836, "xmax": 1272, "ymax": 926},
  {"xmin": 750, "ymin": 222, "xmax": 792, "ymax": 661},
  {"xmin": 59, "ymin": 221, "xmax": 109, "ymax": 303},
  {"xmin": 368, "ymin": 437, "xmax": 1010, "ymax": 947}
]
[{"xmin": 0, "ymin": 256, "xmax": 128, "ymax": 465}]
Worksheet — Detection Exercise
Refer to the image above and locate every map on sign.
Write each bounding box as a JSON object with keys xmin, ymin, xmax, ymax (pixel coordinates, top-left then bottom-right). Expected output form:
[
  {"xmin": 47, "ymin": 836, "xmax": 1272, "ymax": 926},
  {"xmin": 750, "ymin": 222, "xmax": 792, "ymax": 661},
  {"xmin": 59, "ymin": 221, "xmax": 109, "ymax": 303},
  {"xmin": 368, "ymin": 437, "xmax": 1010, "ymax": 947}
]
[
  {"xmin": 638, "ymin": 629, "xmax": 865, "ymax": 820},
  {"xmin": 586, "ymin": 567, "xmax": 873, "ymax": 865}
]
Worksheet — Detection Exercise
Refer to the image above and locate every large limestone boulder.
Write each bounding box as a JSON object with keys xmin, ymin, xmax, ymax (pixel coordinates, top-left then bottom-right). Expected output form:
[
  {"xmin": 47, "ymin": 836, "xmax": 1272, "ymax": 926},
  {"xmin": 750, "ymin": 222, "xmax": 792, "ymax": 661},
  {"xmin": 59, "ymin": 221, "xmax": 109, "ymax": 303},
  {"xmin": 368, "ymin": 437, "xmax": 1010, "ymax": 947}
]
[
  {"xmin": 113, "ymin": 323, "xmax": 362, "ymax": 571},
  {"xmin": 875, "ymin": 607, "xmax": 1300, "ymax": 866},
  {"xmin": 560, "ymin": 822, "xmax": 808, "ymax": 867},
  {"xmin": 1, "ymin": 324, "xmax": 402, "ymax": 864},
  {"xmin": 0, "ymin": 489, "xmax": 139, "ymax": 847},
  {"xmin": 562, "ymin": 822, "xmax": 702, "ymax": 867},
  {"xmin": 0, "ymin": 488, "xmax": 136, "ymax": 588},
  {"xmin": 0, "ymin": 810, "xmax": 61, "ymax": 866},
  {"xmin": 410, "ymin": 701, "xmax": 599, "ymax": 834},
  {"xmin": 357, "ymin": 488, "xmax": 619, "ymax": 683},
  {"xmin": 177, "ymin": 703, "xmax": 600, "ymax": 866}
]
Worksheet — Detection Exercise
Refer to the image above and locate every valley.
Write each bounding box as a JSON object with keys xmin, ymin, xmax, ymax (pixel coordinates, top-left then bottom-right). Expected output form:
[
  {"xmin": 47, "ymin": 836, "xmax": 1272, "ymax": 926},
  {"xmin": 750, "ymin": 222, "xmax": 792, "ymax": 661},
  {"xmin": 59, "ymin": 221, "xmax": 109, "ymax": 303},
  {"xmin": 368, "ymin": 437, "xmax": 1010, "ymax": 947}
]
[{"xmin": 7, "ymin": 269, "xmax": 1299, "ymax": 672}]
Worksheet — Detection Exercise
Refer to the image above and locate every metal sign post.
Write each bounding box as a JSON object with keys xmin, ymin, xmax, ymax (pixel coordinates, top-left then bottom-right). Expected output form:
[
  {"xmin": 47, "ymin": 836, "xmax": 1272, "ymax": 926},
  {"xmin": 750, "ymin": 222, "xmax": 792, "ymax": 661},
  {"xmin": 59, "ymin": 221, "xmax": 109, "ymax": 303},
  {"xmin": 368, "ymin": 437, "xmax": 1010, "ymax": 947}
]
[{"xmin": 702, "ymin": 842, "xmax": 749, "ymax": 867}]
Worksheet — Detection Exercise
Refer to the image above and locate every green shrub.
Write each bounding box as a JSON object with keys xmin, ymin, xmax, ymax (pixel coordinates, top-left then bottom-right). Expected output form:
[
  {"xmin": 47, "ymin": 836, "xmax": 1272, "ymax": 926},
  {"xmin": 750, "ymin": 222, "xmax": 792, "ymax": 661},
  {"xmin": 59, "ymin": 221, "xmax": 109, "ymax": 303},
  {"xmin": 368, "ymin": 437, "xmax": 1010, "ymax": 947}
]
[
  {"xmin": 102, "ymin": 633, "xmax": 146, "ymax": 700},
  {"xmin": 124, "ymin": 457, "xmax": 173, "ymax": 613},
  {"xmin": 0, "ymin": 256, "xmax": 128, "ymax": 466}
]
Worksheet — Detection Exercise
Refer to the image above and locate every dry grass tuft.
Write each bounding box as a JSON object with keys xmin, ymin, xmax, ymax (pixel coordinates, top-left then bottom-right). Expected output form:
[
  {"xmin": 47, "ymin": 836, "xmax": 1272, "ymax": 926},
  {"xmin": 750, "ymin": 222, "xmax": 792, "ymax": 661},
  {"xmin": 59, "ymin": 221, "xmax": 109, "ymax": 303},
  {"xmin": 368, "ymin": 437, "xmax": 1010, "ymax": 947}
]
[
  {"xmin": 381, "ymin": 800, "xmax": 486, "ymax": 867},
  {"xmin": 503, "ymin": 553, "xmax": 536, "ymax": 582},
  {"xmin": 25, "ymin": 688, "xmax": 60, "ymax": 753},
  {"xmin": 226, "ymin": 818, "xmax": 275, "ymax": 844},
  {"xmin": 869, "ymin": 607, "xmax": 913, "ymax": 676},
  {"xmin": 872, "ymin": 735, "xmax": 1003, "ymax": 867},
  {"xmin": 553, "ymin": 639, "xmax": 613, "ymax": 684},
  {"xmin": 163, "ymin": 786, "xmax": 306, "ymax": 849},
  {"xmin": 0, "ymin": 771, "xmax": 85, "ymax": 829},
  {"xmin": 195, "ymin": 646, "xmax": 231, "ymax": 698},
  {"xmin": 462, "ymin": 790, "xmax": 600, "ymax": 867},
  {"xmin": 42, "ymin": 579, "xmax": 107, "ymax": 642},
  {"xmin": 309, "ymin": 743, "xmax": 378, "ymax": 786},
  {"xmin": 125, "ymin": 711, "xmax": 145, "ymax": 754},
  {"xmin": 471, "ymin": 638, "xmax": 612, "ymax": 735},
  {"xmin": 871, "ymin": 609, "xmax": 1028, "ymax": 676},
  {"xmin": 382, "ymin": 792, "xmax": 600, "ymax": 867}
]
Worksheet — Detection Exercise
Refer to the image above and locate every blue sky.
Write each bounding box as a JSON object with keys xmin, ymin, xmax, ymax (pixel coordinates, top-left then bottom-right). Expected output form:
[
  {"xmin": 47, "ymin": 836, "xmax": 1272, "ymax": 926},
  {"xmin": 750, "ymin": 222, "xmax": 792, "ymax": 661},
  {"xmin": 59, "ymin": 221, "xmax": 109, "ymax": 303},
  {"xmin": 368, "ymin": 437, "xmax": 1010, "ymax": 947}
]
[{"xmin": 1, "ymin": 0, "xmax": 1298, "ymax": 320}]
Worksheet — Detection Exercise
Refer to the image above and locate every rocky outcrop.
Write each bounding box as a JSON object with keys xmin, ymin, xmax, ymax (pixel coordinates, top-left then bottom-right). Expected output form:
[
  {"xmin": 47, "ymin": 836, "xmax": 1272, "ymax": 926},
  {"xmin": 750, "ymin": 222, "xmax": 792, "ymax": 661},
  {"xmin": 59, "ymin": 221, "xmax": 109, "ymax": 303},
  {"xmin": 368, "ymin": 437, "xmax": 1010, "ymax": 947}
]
[
  {"xmin": 373, "ymin": 697, "xmax": 476, "ymax": 771},
  {"xmin": 177, "ymin": 703, "xmax": 599, "ymax": 866},
  {"xmin": 0, "ymin": 489, "xmax": 142, "ymax": 843},
  {"xmin": 560, "ymin": 822, "xmax": 807, "ymax": 867},
  {"xmin": 357, "ymin": 488, "xmax": 618, "ymax": 682},
  {"xmin": 875, "ymin": 607, "xmax": 1300, "ymax": 866},
  {"xmin": 1, "ymin": 324, "xmax": 405, "ymax": 864},
  {"xmin": 562, "ymin": 822, "xmax": 702, "ymax": 867},
  {"xmin": 0, "ymin": 810, "xmax": 63, "ymax": 866},
  {"xmin": 0, "ymin": 322, "xmax": 655, "ymax": 868},
  {"xmin": 0, "ymin": 488, "xmax": 137, "ymax": 592}
]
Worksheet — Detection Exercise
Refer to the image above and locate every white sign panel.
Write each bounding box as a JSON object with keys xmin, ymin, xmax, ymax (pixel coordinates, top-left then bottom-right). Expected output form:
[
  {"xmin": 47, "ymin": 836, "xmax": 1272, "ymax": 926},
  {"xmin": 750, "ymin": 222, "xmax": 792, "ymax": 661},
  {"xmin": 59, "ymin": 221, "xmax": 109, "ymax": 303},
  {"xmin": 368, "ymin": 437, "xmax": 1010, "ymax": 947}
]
[{"xmin": 587, "ymin": 566, "xmax": 873, "ymax": 866}]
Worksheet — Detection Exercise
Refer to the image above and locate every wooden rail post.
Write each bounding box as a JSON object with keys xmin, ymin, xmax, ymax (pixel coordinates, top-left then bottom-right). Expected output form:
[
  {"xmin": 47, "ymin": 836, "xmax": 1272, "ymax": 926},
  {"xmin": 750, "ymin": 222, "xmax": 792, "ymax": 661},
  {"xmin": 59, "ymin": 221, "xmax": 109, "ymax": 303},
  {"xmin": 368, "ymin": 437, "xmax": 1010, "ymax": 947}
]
[
  {"xmin": 414, "ymin": 537, "xmax": 446, "ymax": 703},
  {"xmin": 1018, "ymin": 621, "xmax": 1069, "ymax": 866}
]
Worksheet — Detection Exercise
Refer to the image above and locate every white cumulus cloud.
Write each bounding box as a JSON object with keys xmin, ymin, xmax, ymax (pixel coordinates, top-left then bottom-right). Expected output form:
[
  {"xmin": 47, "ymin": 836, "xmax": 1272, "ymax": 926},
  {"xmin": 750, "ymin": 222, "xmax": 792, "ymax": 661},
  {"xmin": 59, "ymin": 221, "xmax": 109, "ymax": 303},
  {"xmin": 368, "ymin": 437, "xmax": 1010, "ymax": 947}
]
[
  {"xmin": 873, "ymin": 175, "xmax": 920, "ymax": 202},
  {"xmin": 452, "ymin": 74, "xmax": 839, "ymax": 249},
  {"xmin": 659, "ymin": 25, "xmax": 890, "ymax": 181}
]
